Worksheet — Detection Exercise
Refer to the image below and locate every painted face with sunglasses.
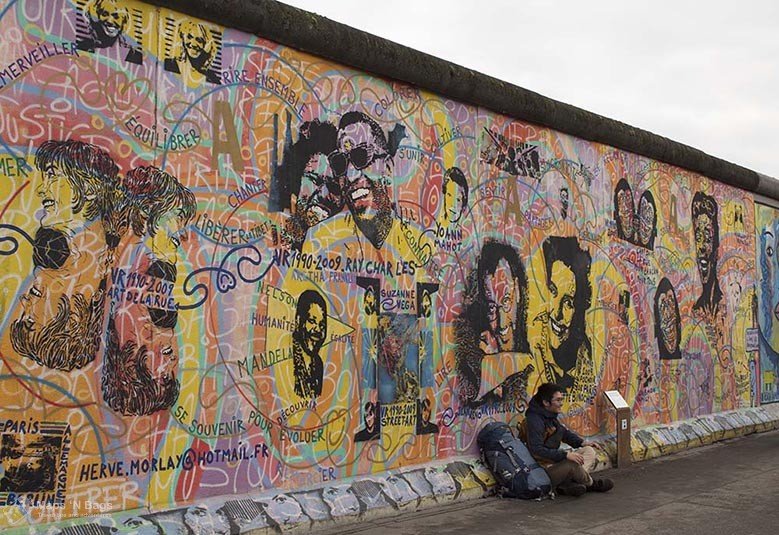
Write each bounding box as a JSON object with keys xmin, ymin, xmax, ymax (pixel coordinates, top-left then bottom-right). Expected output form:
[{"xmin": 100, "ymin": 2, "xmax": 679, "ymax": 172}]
[{"xmin": 331, "ymin": 112, "xmax": 395, "ymax": 249}]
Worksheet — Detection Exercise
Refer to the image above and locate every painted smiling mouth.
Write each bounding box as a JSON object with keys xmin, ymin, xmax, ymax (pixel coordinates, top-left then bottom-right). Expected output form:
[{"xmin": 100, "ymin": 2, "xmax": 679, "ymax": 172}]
[
  {"xmin": 42, "ymin": 199, "xmax": 54, "ymax": 210},
  {"xmin": 30, "ymin": 287, "xmax": 42, "ymax": 298},
  {"xmin": 350, "ymin": 187, "xmax": 370, "ymax": 201},
  {"xmin": 550, "ymin": 316, "xmax": 569, "ymax": 340}
]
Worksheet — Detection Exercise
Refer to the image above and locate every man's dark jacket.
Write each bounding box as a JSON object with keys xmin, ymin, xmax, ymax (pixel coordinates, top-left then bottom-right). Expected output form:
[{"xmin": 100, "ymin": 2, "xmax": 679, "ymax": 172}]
[{"xmin": 517, "ymin": 397, "xmax": 583, "ymax": 466}]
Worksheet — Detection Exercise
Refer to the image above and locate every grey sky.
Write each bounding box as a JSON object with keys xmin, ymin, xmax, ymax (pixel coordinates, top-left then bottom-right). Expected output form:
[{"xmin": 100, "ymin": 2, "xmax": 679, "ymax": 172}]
[{"xmin": 279, "ymin": 1, "xmax": 779, "ymax": 179}]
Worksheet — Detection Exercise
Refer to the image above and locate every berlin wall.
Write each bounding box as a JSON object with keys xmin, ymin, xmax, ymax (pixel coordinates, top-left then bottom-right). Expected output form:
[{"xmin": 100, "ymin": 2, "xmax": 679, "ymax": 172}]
[{"xmin": 0, "ymin": 0, "xmax": 777, "ymax": 529}]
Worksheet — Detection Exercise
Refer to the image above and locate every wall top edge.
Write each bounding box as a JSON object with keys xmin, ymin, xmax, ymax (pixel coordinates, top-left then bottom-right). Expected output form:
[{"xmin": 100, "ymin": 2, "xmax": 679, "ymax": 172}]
[{"xmin": 142, "ymin": 0, "xmax": 769, "ymax": 199}]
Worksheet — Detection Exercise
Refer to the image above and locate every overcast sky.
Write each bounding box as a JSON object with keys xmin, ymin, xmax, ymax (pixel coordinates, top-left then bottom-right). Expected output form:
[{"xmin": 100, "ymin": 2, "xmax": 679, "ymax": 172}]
[{"xmin": 279, "ymin": 0, "xmax": 779, "ymax": 179}]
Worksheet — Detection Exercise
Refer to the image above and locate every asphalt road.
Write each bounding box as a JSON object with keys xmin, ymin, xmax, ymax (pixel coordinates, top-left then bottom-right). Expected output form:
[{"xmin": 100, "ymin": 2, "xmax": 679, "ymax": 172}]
[{"xmin": 315, "ymin": 429, "xmax": 779, "ymax": 535}]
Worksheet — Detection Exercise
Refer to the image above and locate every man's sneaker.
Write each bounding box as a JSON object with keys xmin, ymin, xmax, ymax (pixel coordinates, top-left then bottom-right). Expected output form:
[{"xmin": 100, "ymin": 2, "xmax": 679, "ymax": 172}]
[
  {"xmin": 587, "ymin": 478, "xmax": 614, "ymax": 492},
  {"xmin": 557, "ymin": 483, "xmax": 587, "ymax": 497}
]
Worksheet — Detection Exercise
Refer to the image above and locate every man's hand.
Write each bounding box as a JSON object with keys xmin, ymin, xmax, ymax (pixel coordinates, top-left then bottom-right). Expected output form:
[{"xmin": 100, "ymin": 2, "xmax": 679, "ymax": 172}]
[
  {"xmin": 582, "ymin": 440, "xmax": 601, "ymax": 449},
  {"xmin": 566, "ymin": 451, "xmax": 584, "ymax": 465}
]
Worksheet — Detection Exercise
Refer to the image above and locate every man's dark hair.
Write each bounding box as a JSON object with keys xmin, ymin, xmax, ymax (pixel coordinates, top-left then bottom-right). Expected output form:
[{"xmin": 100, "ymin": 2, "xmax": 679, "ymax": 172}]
[
  {"xmin": 476, "ymin": 240, "xmax": 528, "ymax": 352},
  {"xmin": 337, "ymin": 111, "xmax": 388, "ymax": 153},
  {"xmin": 35, "ymin": 139, "xmax": 119, "ymax": 224},
  {"xmin": 124, "ymin": 166, "xmax": 196, "ymax": 238},
  {"xmin": 101, "ymin": 317, "xmax": 180, "ymax": 415},
  {"xmin": 443, "ymin": 166, "xmax": 469, "ymax": 209},
  {"xmin": 293, "ymin": 290, "xmax": 327, "ymax": 347},
  {"xmin": 542, "ymin": 236, "xmax": 592, "ymax": 372},
  {"xmin": 533, "ymin": 382, "xmax": 563, "ymax": 405},
  {"xmin": 11, "ymin": 286, "xmax": 105, "ymax": 371},
  {"xmin": 271, "ymin": 119, "xmax": 338, "ymax": 212}
]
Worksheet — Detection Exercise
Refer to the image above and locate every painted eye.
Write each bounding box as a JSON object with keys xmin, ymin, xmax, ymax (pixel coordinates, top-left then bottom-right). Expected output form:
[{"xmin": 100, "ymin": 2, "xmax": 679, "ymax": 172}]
[{"xmin": 767, "ymin": 246, "xmax": 774, "ymax": 258}]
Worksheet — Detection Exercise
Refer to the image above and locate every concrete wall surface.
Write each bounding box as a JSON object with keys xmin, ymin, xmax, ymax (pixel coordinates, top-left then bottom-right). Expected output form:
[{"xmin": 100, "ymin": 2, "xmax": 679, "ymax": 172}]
[{"xmin": 1, "ymin": 0, "xmax": 778, "ymax": 532}]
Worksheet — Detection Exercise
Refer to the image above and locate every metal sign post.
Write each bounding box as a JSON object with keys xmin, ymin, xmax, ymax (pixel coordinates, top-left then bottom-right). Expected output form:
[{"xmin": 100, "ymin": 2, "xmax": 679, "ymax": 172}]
[{"xmin": 603, "ymin": 390, "xmax": 631, "ymax": 468}]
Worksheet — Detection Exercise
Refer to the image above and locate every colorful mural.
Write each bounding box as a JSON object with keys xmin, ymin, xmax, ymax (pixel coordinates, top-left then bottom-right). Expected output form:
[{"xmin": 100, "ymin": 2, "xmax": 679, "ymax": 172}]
[{"xmin": 0, "ymin": 0, "xmax": 765, "ymax": 528}]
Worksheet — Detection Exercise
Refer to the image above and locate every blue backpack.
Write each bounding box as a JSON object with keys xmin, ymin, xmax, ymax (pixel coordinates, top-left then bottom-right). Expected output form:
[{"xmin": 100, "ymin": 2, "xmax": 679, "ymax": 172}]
[{"xmin": 477, "ymin": 422, "xmax": 552, "ymax": 499}]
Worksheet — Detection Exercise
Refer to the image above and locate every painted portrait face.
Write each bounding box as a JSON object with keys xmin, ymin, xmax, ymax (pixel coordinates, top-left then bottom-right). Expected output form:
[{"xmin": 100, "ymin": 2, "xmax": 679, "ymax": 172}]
[
  {"xmin": 183, "ymin": 505, "xmax": 230, "ymax": 535},
  {"xmin": 657, "ymin": 288, "xmax": 680, "ymax": 354},
  {"xmin": 484, "ymin": 258, "xmax": 518, "ymax": 352},
  {"xmin": 333, "ymin": 120, "xmax": 392, "ymax": 246},
  {"xmin": 148, "ymin": 211, "xmax": 186, "ymax": 265},
  {"xmin": 18, "ymin": 269, "xmax": 68, "ymax": 335},
  {"xmin": 760, "ymin": 224, "xmax": 779, "ymax": 331},
  {"xmin": 181, "ymin": 22, "xmax": 209, "ymax": 61},
  {"xmin": 548, "ymin": 260, "xmax": 576, "ymax": 349},
  {"xmin": 297, "ymin": 153, "xmax": 342, "ymax": 226},
  {"xmin": 637, "ymin": 193, "xmax": 656, "ymax": 247},
  {"xmin": 117, "ymin": 303, "xmax": 178, "ymax": 382},
  {"xmin": 301, "ymin": 302, "xmax": 326, "ymax": 355},
  {"xmin": 94, "ymin": 0, "xmax": 127, "ymax": 38},
  {"xmin": 616, "ymin": 188, "xmax": 634, "ymax": 239},
  {"xmin": 421, "ymin": 400, "xmax": 432, "ymax": 423},
  {"xmin": 421, "ymin": 290, "xmax": 432, "ymax": 318},
  {"xmin": 364, "ymin": 403, "xmax": 376, "ymax": 431},
  {"xmin": 364, "ymin": 287, "xmax": 377, "ymax": 315},
  {"xmin": 36, "ymin": 163, "xmax": 76, "ymax": 230},
  {"xmin": 694, "ymin": 212, "xmax": 715, "ymax": 285},
  {"xmin": 443, "ymin": 178, "xmax": 465, "ymax": 223}
]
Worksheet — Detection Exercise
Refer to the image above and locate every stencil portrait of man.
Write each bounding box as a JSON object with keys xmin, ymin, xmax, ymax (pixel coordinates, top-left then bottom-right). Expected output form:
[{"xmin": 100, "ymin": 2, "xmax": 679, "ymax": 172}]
[
  {"xmin": 613, "ymin": 178, "xmax": 635, "ymax": 243},
  {"xmin": 456, "ymin": 240, "xmax": 532, "ymax": 406},
  {"xmin": 10, "ymin": 139, "xmax": 121, "ymax": 371},
  {"xmin": 654, "ymin": 277, "xmax": 682, "ymax": 360},
  {"xmin": 692, "ymin": 191, "xmax": 723, "ymax": 317},
  {"xmin": 535, "ymin": 236, "xmax": 594, "ymax": 400},
  {"xmin": 292, "ymin": 289, "xmax": 328, "ymax": 399},
  {"xmin": 102, "ymin": 166, "xmax": 195, "ymax": 416}
]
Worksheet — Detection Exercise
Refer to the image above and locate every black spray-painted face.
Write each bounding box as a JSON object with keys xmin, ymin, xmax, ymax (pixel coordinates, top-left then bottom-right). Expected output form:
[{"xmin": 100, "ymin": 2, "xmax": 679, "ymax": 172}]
[
  {"xmin": 617, "ymin": 188, "xmax": 634, "ymax": 239},
  {"xmin": 637, "ymin": 194, "xmax": 655, "ymax": 247},
  {"xmin": 694, "ymin": 213, "xmax": 715, "ymax": 285},
  {"xmin": 657, "ymin": 288, "xmax": 679, "ymax": 354}
]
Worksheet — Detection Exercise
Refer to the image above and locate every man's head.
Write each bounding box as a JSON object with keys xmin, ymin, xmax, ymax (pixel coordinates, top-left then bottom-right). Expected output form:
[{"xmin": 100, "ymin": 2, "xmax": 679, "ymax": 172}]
[
  {"xmin": 11, "ymin": 270, "xmax": 106, "ymax": 371},
  {"xmin": 101, "ymin": 316, "xmax": 180, "ymax": 416},
  {"xmin": 176, "ymin": 21, "xmax": 216, "ymax": 70},
  {"xmin": 86, "ymin": 0, "xmax": 129, "ymax": 46},
  {"xmin": 419, "ymin": 397, "xmax": 432, "ymax": 424},
  {"xmin": 124, "ymin": 166, "xmax": 196, "ymax": 265},
  {"xmin": 636, "ymin": 190, "xmax": 657, "ymax": 249},
  {"xmin": 477, "ymin": 241, "xmax": 527, "ymax": 352},
  {"xmin": 613, "ymin": 179, "xmax": 634, "ymax": 241},
  {"xmin": 560, "ymin": 187, "xmax": 569, "ymax": 219},
  {"xmin": 34, "ymin": 139, "xmax": 119, "ymax": 231},
  {"xmin": 542, "ymin": 237, "xmax": 592, "ymax": 363},
  {"xmin": 363, "ymin": 285, "xmax": 378, "ymax": 316},
  {"xmin": 654, "ymin": 277, "xmax": 681, "ymax": 359},
  {"xmin": 331, "ymin": 111, "xmax": 394, "ymax": 248},
  {"xmin": 420, "ymin": 289, "xmax": 432, "ymax": 318},
  {"xmin": 442, "ymin": 167, "xmax": 468, "ymax": 224},
  {"xmin": 534, "ymin": 382, "xmax": 564, "ymax": 414},
  {"xmin": 692, "ymin": 191, "xmax": 719, "ymax": 287},
  {"xmin": 363, "ymin": 401, "xmax": 377, "ymax": 432},
  {"xmin": 293, "ymin": 290, "xmax": 327, "ymax": 356}
]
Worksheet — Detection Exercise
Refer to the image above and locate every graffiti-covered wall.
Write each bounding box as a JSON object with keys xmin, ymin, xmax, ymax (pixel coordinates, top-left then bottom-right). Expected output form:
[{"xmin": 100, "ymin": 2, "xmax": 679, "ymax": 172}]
[{"xmin": 0, "ymin": 0, "xmax": 767, "ymax": 526}]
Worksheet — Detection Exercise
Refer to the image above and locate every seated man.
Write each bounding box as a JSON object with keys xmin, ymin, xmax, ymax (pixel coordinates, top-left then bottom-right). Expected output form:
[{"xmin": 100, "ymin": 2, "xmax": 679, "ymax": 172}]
[{"xmin": 518, "ymin": 383, "xmax": 613, "ymax": 496}]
